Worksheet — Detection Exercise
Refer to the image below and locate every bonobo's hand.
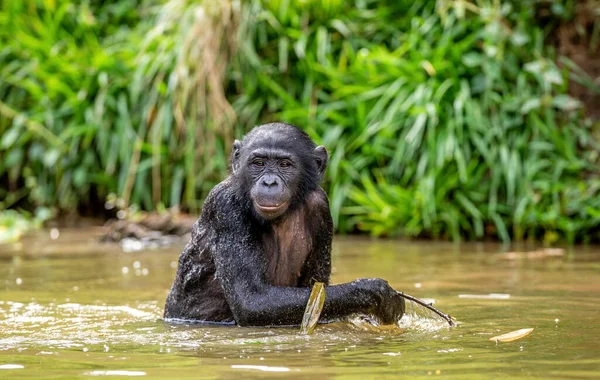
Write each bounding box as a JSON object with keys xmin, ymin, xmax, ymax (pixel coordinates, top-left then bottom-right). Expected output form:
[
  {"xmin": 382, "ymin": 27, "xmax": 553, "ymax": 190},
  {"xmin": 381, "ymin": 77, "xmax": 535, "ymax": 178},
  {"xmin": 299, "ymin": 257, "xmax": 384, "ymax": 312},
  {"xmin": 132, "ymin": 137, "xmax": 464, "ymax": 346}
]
[{"xmin": 356, "ymin": 278, "xmax": 406, "ymax": 324}]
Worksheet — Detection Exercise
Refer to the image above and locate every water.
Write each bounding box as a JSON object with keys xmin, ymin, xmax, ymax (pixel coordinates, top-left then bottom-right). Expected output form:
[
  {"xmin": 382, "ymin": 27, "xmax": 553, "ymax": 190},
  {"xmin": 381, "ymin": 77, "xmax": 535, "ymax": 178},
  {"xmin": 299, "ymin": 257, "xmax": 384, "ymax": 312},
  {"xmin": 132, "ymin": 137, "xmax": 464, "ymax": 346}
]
[{"xmin": 1, "ymin": 229, "xmax": 599, "ymax": 378}]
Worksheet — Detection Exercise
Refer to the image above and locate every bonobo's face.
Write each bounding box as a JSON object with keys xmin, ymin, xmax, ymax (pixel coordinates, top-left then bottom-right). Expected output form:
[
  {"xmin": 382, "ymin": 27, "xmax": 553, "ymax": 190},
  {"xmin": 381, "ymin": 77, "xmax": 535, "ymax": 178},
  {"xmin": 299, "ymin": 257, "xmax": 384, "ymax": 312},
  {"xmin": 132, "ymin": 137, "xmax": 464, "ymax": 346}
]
[
  {"xmin": 231, "ymin": 123, "xmax": 329, "ymax": 221},
  {"xmin": 246, "ymin": 147, "xmax": 300, "ymax": 220}
]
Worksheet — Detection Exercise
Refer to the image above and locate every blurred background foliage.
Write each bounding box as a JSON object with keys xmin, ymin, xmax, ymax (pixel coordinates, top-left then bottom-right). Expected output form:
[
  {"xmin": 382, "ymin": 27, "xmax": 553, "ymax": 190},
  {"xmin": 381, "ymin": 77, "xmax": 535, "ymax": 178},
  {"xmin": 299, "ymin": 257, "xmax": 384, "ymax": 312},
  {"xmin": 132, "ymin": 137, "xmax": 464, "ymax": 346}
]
[{"xmin": 0, "ymin": 0, "xmax": 599, "ymax": 243}]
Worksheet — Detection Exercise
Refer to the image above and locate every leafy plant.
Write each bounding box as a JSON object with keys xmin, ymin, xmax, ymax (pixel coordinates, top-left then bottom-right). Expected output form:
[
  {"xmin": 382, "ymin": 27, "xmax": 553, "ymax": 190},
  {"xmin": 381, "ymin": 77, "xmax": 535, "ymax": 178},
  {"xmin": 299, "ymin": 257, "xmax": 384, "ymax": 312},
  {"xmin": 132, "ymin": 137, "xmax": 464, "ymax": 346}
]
[
  {"xmin": 1, "ymin": 0, "xmax": 598, "ymax": 243},
  {"xmin": 229, "ymin": 0, "xmax": 600, "ymax": 242}
]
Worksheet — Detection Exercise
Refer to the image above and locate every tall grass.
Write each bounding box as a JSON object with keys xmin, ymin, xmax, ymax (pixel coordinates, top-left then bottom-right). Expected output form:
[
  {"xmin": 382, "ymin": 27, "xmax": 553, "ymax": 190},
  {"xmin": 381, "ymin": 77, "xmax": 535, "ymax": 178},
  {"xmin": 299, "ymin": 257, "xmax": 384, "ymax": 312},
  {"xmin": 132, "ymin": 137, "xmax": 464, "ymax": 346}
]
[
  {"xmin": 1, "ymin": 0, "xmax": 599, "ymax": 242},
  {"xmin": 231, "ymin": 0, "xmax": 600, "ymax": 242},
  {"xmin": 0, "ymin": 0, "xmax": 239, "ymax": 215},
  {"xmin": 0, "ymin": 1, "xmax": 145, "ymax": 212},
  {"xmin": 121, "ymin": 0, "xmax": 239, "ymax": 212}
]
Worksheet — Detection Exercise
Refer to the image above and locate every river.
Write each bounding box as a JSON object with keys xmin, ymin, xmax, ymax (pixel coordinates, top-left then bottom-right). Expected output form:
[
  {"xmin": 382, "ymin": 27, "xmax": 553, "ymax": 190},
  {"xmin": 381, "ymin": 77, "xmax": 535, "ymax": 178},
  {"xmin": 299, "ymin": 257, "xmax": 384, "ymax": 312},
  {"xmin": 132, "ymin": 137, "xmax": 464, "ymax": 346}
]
[{"xmin": 1, "ymin": 229, "xmax": 599, "ymax": 378}]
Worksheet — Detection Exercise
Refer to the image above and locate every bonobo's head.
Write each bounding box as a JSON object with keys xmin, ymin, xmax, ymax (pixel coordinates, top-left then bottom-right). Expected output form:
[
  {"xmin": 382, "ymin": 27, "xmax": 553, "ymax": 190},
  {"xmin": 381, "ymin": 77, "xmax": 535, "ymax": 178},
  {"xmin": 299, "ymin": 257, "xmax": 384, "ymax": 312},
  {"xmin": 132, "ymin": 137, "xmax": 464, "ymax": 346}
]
[{"xmin": 230, "ymin": 122, "xmax": 328, "ymax": 220}]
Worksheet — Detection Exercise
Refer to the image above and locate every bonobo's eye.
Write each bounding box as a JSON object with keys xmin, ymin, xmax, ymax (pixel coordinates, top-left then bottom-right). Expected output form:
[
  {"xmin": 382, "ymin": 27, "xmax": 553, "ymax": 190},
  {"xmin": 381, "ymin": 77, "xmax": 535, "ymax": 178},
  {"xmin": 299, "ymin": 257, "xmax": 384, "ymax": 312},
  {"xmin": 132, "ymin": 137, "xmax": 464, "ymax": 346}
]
[
  {"xmin": 252, "ymin": 159, "xmax": 265, "ymax": 167},
  {"xmin": 279, "ymin": 160, "xmax": 293, "ymax": 168}
]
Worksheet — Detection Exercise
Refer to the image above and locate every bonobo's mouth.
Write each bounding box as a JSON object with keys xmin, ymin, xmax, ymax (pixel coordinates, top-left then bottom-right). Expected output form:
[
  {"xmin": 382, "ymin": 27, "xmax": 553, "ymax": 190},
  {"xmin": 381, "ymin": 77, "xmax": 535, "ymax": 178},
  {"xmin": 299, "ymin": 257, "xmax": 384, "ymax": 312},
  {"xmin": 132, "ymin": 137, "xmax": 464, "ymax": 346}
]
[
  {"xmin": 255, "ymin": 201, "xmax": 287, "ymax": 212},
  {"xmin": 254, "ymin": 201, "xmax": 289, "ymax": 218}
]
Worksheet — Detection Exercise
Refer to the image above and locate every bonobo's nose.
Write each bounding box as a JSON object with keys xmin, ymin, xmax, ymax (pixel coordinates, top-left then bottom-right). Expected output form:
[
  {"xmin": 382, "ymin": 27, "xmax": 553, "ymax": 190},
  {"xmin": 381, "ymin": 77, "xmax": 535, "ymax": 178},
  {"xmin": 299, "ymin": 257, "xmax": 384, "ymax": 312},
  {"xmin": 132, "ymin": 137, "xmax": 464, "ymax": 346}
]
[{"xmin": 261, "ymin": 174, "xmax": 278, "ymax": 188}]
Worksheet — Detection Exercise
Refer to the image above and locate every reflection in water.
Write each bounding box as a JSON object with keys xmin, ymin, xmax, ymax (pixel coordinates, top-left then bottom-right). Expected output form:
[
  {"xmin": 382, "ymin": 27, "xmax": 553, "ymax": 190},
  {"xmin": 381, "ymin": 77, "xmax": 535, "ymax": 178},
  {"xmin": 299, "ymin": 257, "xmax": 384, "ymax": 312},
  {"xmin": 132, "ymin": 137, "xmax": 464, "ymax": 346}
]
[{"xmin": 0, "ymin": 230, "xmax": 599, "ymax": 378}]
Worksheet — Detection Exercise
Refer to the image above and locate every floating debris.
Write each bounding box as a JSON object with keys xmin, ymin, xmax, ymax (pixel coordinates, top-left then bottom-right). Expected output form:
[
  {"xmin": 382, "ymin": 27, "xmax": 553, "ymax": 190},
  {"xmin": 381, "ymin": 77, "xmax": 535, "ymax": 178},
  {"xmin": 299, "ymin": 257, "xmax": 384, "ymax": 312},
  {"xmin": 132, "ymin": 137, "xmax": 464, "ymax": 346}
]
[
  {"xmin": 490, "ymin": 328, "xmax": 534, "ymax": 342},
  {"xmin": 100, "ymin": 211, "xmax": 196, "ymax": 250}
]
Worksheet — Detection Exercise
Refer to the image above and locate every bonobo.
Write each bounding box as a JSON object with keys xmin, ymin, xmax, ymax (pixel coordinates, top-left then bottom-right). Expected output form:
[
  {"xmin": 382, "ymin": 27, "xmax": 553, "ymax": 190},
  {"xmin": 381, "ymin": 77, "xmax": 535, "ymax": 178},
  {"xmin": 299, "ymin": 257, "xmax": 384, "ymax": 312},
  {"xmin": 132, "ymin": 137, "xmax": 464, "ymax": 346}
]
[{"xmin": 164, "ymin": 122, "xmax": 405, "ymax": 326}]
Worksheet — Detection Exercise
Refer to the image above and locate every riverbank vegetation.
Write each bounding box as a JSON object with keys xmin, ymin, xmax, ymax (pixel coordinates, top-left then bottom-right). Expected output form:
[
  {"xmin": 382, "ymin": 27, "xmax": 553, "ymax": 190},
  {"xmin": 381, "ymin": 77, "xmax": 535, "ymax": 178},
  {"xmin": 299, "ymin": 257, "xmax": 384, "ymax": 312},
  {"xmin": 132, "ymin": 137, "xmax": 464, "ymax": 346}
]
[{"xmin": 1, "ymin": 0, "xmax": 599, "ymax": 242}]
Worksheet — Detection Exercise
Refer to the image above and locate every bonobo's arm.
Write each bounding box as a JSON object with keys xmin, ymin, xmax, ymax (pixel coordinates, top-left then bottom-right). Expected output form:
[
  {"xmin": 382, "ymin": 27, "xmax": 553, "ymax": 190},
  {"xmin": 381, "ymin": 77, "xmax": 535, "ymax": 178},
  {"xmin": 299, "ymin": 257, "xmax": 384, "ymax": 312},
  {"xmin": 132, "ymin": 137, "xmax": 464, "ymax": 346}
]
[
  {"xmin": 210, "ymin": 198, "xmax": 404, "ymax": 327},
  {"xmin": 214, "ymin": 233, "xmax": 402, "ymax": 326}
]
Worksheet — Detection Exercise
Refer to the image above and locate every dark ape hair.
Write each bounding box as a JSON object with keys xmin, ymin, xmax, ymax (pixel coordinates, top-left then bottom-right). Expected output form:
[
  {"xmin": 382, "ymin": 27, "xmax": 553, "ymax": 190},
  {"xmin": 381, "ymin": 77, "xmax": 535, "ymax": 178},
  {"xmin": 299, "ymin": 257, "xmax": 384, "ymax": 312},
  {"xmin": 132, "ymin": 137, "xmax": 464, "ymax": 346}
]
[{"xmin": 231, "ymin": 122, "xmax": 325, "ymax": 219}]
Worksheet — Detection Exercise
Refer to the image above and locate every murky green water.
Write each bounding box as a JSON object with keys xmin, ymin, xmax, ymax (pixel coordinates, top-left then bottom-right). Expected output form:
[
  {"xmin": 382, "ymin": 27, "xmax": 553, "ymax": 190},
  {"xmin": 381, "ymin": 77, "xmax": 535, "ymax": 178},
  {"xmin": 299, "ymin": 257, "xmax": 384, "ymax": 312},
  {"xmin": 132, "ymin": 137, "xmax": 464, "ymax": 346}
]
[{"xmin": 1, "ymin": 229, "xmax": 599, "ymax": 378}]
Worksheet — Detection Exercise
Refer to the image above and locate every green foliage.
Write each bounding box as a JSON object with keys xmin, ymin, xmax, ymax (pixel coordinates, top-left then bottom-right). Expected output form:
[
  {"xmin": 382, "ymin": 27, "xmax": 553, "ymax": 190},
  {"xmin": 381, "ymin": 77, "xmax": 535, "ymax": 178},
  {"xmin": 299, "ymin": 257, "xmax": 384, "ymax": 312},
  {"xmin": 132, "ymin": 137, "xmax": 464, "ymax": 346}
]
[
  {"xmin": 0, "ymin": 0, "xmax": 238, "ymax": 214},
  {"xmin": 0, "ymin": 0, "xmax": 145, "ymax": 211},
  {"xmin": 1, "ymin": 0, "xmax": 599, "ymax": 242},
  {"xmin": 231, "ymin": 0, "xmax": 600, "ymax": 242}
]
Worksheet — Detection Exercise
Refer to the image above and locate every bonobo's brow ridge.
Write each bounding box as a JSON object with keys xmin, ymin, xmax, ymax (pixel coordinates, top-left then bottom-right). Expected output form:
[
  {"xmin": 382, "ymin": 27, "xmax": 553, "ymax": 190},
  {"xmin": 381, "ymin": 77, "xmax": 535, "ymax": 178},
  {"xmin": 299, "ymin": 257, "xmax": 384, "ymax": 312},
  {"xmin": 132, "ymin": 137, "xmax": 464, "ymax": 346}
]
[{"xmin": 249, "ymin": 148, "xmax": 293, "ymax": 160}]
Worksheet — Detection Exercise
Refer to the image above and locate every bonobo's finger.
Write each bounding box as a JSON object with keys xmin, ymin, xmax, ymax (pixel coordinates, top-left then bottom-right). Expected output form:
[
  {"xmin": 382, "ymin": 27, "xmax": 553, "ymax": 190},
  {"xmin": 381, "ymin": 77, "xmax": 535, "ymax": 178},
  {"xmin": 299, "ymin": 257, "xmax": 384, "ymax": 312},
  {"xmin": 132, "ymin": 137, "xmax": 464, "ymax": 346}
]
[
  {"xmin": 368, "ymin": 283, "xmax": 402, "ymax": 325},
  {"xmin": 394, "ymin": 292, "xmax": 406, "ymax": 320},
  {"xmin": 378, "ymin": 292, "xmax": 405, "ymax": 325},
  {"xmin": 354, "ymin": 278, "xmax": 405, "ymax": 324}
]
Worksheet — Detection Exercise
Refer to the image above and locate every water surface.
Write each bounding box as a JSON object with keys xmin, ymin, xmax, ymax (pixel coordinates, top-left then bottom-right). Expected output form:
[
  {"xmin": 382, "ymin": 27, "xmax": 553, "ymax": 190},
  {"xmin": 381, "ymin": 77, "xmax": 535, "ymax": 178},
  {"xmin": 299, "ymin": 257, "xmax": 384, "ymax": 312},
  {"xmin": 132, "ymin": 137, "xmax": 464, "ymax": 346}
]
[{"xmin": 1, "ymin": 229, "xmax": 599, "ymax": 378}]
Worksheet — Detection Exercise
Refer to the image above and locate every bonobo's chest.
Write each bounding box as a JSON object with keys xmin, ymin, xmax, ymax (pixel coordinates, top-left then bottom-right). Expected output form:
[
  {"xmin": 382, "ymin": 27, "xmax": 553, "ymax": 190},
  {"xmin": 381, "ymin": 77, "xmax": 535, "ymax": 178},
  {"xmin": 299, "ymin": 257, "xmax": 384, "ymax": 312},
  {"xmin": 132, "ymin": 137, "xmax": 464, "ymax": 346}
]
[{"xmin": 262, "ymin": 207, "xmax": 312, "ymax": 287}]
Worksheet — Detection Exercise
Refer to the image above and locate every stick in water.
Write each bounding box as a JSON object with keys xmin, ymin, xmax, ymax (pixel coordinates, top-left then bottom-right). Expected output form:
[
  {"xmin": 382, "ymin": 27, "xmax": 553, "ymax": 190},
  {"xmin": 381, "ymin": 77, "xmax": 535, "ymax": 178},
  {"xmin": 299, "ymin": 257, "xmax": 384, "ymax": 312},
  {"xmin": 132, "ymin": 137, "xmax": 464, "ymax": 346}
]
[{"xmin": 397, "ymin": 291, "xmax": 455, "ymax": 327}]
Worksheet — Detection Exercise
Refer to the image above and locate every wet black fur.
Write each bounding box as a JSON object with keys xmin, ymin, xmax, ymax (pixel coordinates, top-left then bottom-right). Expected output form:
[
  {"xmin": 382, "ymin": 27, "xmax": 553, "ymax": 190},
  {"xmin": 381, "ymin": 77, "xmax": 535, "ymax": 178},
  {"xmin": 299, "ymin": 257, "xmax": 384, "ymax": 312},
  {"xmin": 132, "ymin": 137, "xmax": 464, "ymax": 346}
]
[{"xmin": 164, "ymin": 123, "xmax": 405, "ymax": 326}]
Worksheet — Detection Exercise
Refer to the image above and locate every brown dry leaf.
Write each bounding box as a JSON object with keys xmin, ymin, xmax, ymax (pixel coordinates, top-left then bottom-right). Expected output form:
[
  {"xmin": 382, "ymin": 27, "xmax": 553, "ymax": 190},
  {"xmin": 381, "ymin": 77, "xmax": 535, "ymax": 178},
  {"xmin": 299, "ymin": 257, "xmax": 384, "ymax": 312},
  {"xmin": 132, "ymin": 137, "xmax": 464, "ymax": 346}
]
[
  {"xmin": 300, "ymin": 282, "xmax": 326, "ymax": 335},
  {"xmin": 490, "ymin": 328, "xmax": 534, "ymax": 342}
]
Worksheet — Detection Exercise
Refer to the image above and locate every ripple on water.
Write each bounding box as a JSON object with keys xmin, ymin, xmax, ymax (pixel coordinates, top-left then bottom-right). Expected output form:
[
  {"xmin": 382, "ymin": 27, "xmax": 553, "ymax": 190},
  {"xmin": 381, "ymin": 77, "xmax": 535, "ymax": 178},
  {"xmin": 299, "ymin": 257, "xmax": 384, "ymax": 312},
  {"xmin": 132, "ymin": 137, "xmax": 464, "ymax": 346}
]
[
  {"xmin": 0, "ymin": 297, "xmax": 459, "ymax": 354},
  {"xmin": 2, "ymin": 233, "xmax": 600, "ymax": 378},
  {"xmin": 0, "ymin": 299, "xmax": 459, "ymax": 356},
  {"xmin": 0, "ymin": 301, "xmax": 164, "ymax": 350}
]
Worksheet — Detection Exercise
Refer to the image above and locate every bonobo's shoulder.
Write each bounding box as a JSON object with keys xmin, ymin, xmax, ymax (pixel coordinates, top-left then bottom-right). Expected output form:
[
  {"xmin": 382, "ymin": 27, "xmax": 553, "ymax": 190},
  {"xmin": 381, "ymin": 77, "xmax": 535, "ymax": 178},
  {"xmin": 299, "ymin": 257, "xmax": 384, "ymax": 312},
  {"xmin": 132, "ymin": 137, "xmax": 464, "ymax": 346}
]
[
  {"xmin": 202, "ymin": 177, "xmax": 237, "ymax": 209},
  {"xmin": 198, "ymin": 177, "xmax": 243, "ymax": 227},
  {"xmin": 304, "ymin": 187, "xmax": 332, "ymax": 227},
  {"xmin": 306, "ymin": 187, "xmax": 330, "ymax": 211},
  {"xmin": 304, "ymin": 187, "xmax": 332, "ymax": 236}
]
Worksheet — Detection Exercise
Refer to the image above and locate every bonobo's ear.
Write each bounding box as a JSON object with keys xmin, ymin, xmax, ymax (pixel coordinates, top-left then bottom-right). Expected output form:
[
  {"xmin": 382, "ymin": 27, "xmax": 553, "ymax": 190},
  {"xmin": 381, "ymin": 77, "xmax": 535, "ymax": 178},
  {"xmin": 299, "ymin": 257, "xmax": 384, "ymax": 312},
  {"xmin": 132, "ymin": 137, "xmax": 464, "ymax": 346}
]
[
  {"xmin": 314, "ymin": 145, "xmax": 329, "ymax": 179},
  {"xmin": 231, "ymin": 140, "xmax": 242, "ymax": 174}
]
